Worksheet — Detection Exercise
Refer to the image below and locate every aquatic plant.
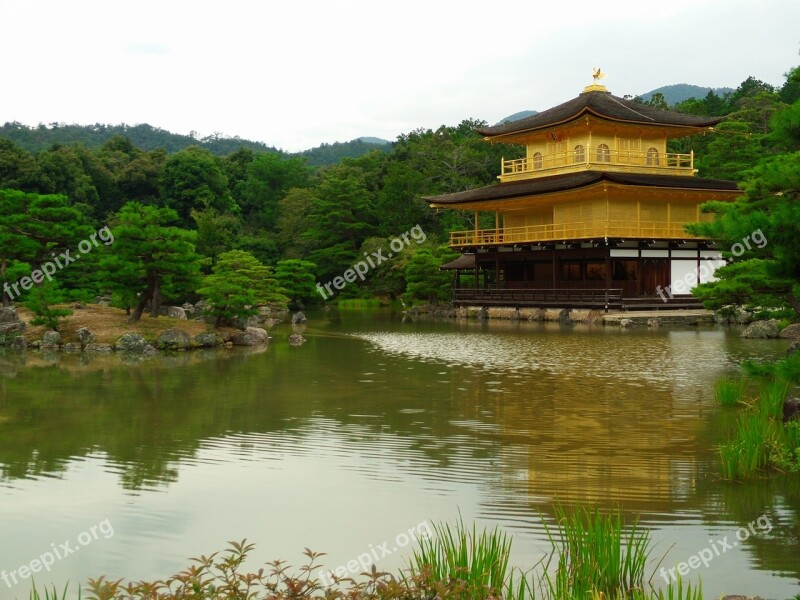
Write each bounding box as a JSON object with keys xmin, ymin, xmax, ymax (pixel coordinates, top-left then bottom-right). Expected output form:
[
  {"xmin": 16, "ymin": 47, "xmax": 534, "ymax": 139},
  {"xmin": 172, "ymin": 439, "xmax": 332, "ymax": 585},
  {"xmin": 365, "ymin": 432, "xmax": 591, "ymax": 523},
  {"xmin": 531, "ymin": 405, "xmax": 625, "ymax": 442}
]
[
  {"xmin": 336, "ymin": 298, "xmax": 382, "ymax": 309},
  {"xmin": 544, "ymin": 504, "xmax": 651, "ymax": 600},
  {"xmin": 713, "ymin": 377, "xmax": 747, "ymax": 407},
  {"xmin": 407, "ymin": 517, "xmax": 518, "ymax": 598}
]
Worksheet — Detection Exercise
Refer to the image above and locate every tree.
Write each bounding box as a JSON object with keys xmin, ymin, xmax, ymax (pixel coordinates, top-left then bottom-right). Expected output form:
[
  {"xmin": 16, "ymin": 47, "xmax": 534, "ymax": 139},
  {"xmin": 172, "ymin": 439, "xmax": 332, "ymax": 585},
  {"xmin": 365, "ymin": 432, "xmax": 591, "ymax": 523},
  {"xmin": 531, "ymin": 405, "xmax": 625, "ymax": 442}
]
[
  {"xmin": 404, "ymin": 246, "xmax": 458, "ymax": 305},
  {"xmin": 25, "ymin": 280, "xmax": 72, "ymax": 331},
  {"xmin": 197, "ymin": 250, "xmax": 288, "ymax": 327},
  {"xmin": 240, "ymin": 153, "xmax": 309, "ymax": 229},
  {"xmin": 304, "ymin": 165, "xmax": 375, "ymax": 280},
  {"xmin": 159, "ymin": 147, "xmax": 235, "ymax": 224},
  {"xmin": 191, "ymin": 207, "xmax": 241, "ymax": 261},
  {"xmin": 274, "ymin": 259, "xmax": 318, "ymax": 307},
  {"xmin": 100, "ymin": 202, "xmax": 202, "ymax": 322},
  {"xmin": 276, "ymin": 187, "xmax": 317, "ymax": 259},
  {"xmin": 687, "ymin": 145, "xmax": 800, "ymax": 315}
]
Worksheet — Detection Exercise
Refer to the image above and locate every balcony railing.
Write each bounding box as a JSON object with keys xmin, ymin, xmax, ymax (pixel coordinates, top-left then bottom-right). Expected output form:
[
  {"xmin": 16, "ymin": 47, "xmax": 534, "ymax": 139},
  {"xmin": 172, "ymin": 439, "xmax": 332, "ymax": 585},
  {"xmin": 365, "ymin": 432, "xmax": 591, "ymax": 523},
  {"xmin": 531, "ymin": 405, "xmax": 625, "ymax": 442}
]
[
  {"xmin": 500, "ymin": 147, "xmax": 694, "ymax": 180},
  {"xmin": 450, "ymin": 220, "xmax": 703, "ymax": 246}
]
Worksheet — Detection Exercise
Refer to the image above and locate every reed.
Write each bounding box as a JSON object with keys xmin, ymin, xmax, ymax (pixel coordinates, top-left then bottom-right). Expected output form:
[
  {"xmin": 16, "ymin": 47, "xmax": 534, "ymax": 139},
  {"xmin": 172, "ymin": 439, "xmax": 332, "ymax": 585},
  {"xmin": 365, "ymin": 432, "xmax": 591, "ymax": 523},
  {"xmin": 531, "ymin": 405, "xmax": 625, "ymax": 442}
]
[
  {"xmin": 544, "ymin": 504, "xmax": 651, "ymax": 600},
  {"xmin": 407, "ymin": 518, "xmax": 515, "ymax": 598},
  {"xmin": 713, "ymin": 377, "xmax": 747, "ymax": 407},
  {"xmin": 28, "ymin": 583, "xmax": 78, "ymax": 600}
]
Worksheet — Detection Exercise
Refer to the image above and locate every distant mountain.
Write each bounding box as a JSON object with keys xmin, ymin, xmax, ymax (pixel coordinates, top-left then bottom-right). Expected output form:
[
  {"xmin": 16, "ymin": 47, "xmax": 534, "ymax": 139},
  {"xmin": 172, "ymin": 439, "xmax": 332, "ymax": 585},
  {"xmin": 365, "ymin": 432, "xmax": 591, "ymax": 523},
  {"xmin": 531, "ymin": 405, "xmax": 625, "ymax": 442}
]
[
  {"xmin": 0, "ymin": 121, "xmax": 278, "ymax": 156},
  {"xmin": 356, "ymin": 136, "xmax": 391, "ymax": 145},
  {"xmin": 495, "ymin": 110, "xmax": 539, "ymax": 125},
  {"xmin": 297, "ymin": 138, "xmax": 392, "ymax": 167},
  {"xmin": 639, "ymin": 84, "xmax": 734, "ymax": 106}
]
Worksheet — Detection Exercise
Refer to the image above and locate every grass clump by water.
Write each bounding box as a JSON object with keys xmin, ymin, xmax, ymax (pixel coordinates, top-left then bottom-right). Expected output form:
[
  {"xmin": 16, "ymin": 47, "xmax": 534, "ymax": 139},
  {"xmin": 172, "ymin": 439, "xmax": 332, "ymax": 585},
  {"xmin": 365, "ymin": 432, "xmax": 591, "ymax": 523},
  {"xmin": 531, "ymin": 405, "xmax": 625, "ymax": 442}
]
[
  {"xmin": 544, "ymin": 504, "xmax": 651, "ymax": 600},
  {"xmin": 713, "ymin": 378, "xmax": 747, "ymax": 407},
  {"xmin": 716, "ymin": 359, "xmax": 800, "ymax": 479}
]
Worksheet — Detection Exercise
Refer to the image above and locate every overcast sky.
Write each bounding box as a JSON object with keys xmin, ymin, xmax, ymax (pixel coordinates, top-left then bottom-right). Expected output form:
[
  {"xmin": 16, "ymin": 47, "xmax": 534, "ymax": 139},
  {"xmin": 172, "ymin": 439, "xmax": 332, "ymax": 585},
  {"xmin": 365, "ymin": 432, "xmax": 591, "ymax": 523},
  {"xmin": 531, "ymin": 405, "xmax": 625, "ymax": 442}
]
[{"xmin": 2, "ymin": 0, "xmax": 798, "ymax": 152}]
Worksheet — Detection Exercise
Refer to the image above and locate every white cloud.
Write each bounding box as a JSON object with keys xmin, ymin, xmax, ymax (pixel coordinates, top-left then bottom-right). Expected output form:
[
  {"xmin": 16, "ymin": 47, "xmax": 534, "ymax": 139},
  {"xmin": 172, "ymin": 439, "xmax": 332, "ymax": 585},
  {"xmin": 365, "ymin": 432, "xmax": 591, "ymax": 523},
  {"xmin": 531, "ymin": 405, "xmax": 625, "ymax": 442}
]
[{"xmin": 1, "ymin": 0, "xmax": 798, "ymax": 152}]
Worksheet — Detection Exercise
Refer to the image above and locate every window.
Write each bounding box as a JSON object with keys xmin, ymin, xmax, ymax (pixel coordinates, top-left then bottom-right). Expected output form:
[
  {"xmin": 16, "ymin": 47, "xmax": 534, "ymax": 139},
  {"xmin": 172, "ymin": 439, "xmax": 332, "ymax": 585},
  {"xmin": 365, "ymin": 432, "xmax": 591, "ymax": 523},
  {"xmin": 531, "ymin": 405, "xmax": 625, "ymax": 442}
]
[
  {"xmin": 532, "ymin": 151, "xmax": 543, "ymax": 169},
  {"xmin": 596, "ymin": 143, "xmax": 610, "ymax": 163},
  {"xmin": 574, "ymin": 144, "xmax": 586, "ymax": 163},
  {"xmin": 646, "ymin": 147, "xmax": 660, "ymax": 166},
  {"xmin": 559, "ymin": 263, "xmax": 582, "ymax": 281}
]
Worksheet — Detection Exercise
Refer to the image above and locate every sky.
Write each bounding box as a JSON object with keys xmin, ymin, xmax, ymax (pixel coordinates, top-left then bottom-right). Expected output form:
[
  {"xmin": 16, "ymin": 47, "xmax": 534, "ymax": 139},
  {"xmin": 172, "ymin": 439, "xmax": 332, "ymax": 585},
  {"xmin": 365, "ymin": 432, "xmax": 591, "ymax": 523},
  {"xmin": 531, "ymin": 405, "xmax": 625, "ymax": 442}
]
[{"xmin": 1, "ymin": 0, "xmax": 798, "ymax": 153}]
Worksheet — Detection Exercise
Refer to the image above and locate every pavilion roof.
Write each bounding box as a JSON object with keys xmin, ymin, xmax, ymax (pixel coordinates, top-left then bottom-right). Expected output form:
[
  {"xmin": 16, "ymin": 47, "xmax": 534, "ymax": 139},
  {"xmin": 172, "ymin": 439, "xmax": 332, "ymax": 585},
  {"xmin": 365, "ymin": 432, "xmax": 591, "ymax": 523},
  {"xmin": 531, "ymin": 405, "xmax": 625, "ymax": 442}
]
[
  {"xmin": 477, "ymin": 91, "xmax": 722, "ymax": 138},
  {"xmin": 427, "ymin": 171, "xmax": 739, "ymax": 206}
]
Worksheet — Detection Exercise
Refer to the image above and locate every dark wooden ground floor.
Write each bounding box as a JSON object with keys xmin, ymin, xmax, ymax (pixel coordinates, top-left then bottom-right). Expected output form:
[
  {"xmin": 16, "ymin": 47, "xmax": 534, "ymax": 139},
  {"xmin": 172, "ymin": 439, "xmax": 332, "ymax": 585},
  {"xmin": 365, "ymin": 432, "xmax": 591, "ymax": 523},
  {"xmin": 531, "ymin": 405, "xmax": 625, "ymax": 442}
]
[{"xmin": 443, "ymin": 241, "xmax": 721, "ymax": 309}]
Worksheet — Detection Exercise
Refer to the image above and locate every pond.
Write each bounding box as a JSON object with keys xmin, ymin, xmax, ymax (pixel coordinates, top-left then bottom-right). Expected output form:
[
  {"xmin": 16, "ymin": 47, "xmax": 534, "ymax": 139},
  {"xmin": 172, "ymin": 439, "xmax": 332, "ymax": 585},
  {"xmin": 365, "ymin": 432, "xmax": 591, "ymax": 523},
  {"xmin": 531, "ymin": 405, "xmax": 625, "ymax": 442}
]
[{"xmin": 0, "ymin": 311, "xmax": 798, "ymax": 599}]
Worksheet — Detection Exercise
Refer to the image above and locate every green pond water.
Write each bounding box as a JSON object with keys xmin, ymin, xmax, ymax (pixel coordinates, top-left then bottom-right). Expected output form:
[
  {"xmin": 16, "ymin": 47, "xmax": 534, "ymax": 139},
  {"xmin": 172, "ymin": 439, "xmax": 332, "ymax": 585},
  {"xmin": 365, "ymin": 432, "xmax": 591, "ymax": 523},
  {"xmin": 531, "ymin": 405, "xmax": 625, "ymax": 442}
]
[{"xmin": 0, "ymin": 311, "xmax": 798, "ymax": 599}]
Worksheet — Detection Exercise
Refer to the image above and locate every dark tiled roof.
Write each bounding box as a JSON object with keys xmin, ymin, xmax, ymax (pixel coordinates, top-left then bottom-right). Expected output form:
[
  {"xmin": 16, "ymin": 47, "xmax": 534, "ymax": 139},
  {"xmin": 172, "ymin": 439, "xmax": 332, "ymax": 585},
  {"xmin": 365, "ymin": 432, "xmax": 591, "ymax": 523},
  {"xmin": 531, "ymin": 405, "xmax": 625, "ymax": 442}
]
[
  {"xmin": 439, "ymin": 254, "xmax": 477, "ymax": 270},
  {"xmin": 427, "ymin": 171, "xmax": 739, "ymax": 205},
  {"xmin": 478, "ymin": 91, "xmax": 722, "ymax": 137}
]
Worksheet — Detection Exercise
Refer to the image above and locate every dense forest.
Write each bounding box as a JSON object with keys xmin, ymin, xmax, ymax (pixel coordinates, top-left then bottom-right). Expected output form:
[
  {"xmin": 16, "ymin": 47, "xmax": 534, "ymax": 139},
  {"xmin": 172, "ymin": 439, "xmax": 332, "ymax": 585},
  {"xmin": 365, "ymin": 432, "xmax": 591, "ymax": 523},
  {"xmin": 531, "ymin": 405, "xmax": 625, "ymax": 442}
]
[{"xmin": 0, "ymin": 68, "xmax": 798, "ymax": 322}]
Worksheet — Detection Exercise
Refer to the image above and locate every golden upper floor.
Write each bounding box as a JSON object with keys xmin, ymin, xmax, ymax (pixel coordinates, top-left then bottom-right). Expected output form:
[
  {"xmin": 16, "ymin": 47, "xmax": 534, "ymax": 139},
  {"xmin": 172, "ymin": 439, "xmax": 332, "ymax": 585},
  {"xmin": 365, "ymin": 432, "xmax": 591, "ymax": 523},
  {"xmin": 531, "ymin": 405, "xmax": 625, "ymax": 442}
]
[{"xmin": 479, "ymin": 86, "xmax": 721, "ymax": 183}]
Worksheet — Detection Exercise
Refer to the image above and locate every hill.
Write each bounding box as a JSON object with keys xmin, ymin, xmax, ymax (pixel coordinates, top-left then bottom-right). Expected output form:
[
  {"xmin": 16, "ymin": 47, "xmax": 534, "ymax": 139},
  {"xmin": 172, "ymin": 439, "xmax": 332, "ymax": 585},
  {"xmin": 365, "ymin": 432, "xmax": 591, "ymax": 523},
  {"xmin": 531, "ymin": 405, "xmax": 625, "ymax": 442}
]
[
  {"xmin": 639, "ymin": 84, "xmax": 734, "ymax": 106},
  {"xmin": 0, "ymin": 122, "xmax": 392, "ymax": 165},
  {"xmin": 297, "ymin": 138, "xmax": 392, "ymax": 167},
  {"xmin": 495, "ymin": 110, "xmax": 538, "ymax": 125},
  {"xmin": 0, "ymin": 121, "xmax": 279, "ymax": 156}
]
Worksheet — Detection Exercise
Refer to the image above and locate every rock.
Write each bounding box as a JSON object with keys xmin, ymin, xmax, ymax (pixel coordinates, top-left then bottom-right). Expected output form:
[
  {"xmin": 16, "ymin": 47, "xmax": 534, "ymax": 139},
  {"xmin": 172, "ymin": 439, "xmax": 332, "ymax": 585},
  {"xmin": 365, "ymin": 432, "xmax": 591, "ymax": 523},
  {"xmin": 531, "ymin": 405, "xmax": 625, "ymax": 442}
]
[
  {"xmin": 154, "ymin": 328, "xmax": 194, "ymax": 351},
  {"xmin": 142, "ymin": 344, "xmax": 159, "ymax": 356},
  {"xmin": 288, "ymin": 333, "xmax": 307, "ymax": 345},
  {"xmin": 543, "ymin": 308, "xmax": 572, "ymax": 323},
  {"xmin": 85, "ymin": 343, "xmax": 113, "ymax": 354},
  {"xmin": 75, "ymin": 327, "xmax": 93, "ymax": 347},
  {"xmin": 783, "ymin": 397, "xmax": 800, "ymax": 423},
  {"xmin": 779, "ymin": 323, "xmax": 800, "ymax": 339},
  {"xmin": 181, "ymin": 302, "xmax": 195, "ymax": 316},
  {"xmin": 224, "ymin": 341, "xmax": 233, "ymax": 348},
  {"xmin": 115, "ymin": 333, "xmax": 149, "ymax": 352},
  {"xmin": 733, "ymin": 307, "xmax": 754, "ymax": 325},
  {"xmin": 741, "ymin": 319, "xmax": 781, "ymax": 339},
  {"xmin": 231, "ymin": 332, "xmax": 255, "ymax": 346},
  {"xmin": 647, "ymin": 317, "xmax": 662, "ymax": 328},
  {"xmin": 41, "ymin": 330, "xmax": 61, "ymax": 348},
  {"xmin": 62, "ymin": 342, "xmax": 83, "ymax": 352},
  {"xmin": 518, "ymin": 308, "xmax": 545, "ymax": 321},
  {"xmin": 788, "ymin": 341, "xmax": 800, "ymax": 355},
  {"xmin": 0, "ymin": 306, "xmax": 20, "ymax": 324},
  {"xmin": 291, "ymin": 311, "xmax": 307, "ymax": 324},
  {"xmin": 487, "ymin": 307, "xmax": 519, "ymax": 319},
  {"xmin": 245, "ymin": 327, "xmax": 270, "ymax": 344},
  {"xmin": 261, "ymin": 317, "xmax": 282, "ymax": 329},
  {"xmin": 432, "ymin": 307, "xmax": 456, "ymax": 318},
  {"xmin": 0, "ymin": 307, "xmax": 25, "ymax": 345},
  {"xmin": 231, "ymin": 315, "xmax": 260, "ymax": 330},
  {"xmin": 194, "ymin": 332, "xmax": 220, "ymax": 348},
  {"xmin": 193, "ymin": 300, "xmax": 209, "ymax": 313},
  {"xmin": 72, "ymin": 302, "xmax": 86, "ymax": 309},
  {"xmin": 619, "ymin": 318, "xmax": 635, "ymax": 328},
  {"xmin": 11, "ymin": 336, "xmax": 27, "ymax": 351},
  {"xmin": 166, "ymin": 306, "xmax": 187, "ymax": 320}
]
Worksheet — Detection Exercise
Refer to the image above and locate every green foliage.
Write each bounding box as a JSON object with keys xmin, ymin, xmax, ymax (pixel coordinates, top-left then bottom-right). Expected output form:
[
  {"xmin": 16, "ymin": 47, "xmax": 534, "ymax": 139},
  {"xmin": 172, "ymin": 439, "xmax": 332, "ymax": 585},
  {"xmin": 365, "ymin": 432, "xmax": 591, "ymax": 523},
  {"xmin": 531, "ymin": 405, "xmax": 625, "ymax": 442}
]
[
  {"xmin": 714, "ymin": 377, "xmax": 747, "ymax": 407},
  {"xmin": 405, "ymin": 246, "xmax": 458, "ymax": 305},
  {"xmin": 29, "ymin": 581, "xmax": 77, "ymax": 600},
  {"xmin": 197, "ymin": 250, "xmax": 288, "ymax": 327},
  {"xmin": 240, "ymin": 152, "xmax": 309, "ymax": 228},
  {"xmin": 719, "ymin": 356, "xmax": 800, "ymax": 479},
  {"xmin": 25, "ymin": 281, "xmax": 72, "ymax": 331},
  {"xmin": 407, "ymin": 518, "xmax": 514, "ymax": 599},
  {"xmin": 273, "ymin": 259, "xmax": 318, "ymax": 306},
  {"xmin": 160, "ymin": 146, "xmax": 236, "ymax": 224},
  {"xmin": 305, "ymin": 164, "xmax": 375, "ymax": 280},
  {"xmin": 100, "ymin": 202, "xmax": 202, "ymax": 322},
  {"xmin": 299, "ymin": 138, "xmax": 391, "ymax": 167},
  {"xmin": 544, "ymin": 505, "xmax": 650, "ymax": 600}
]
